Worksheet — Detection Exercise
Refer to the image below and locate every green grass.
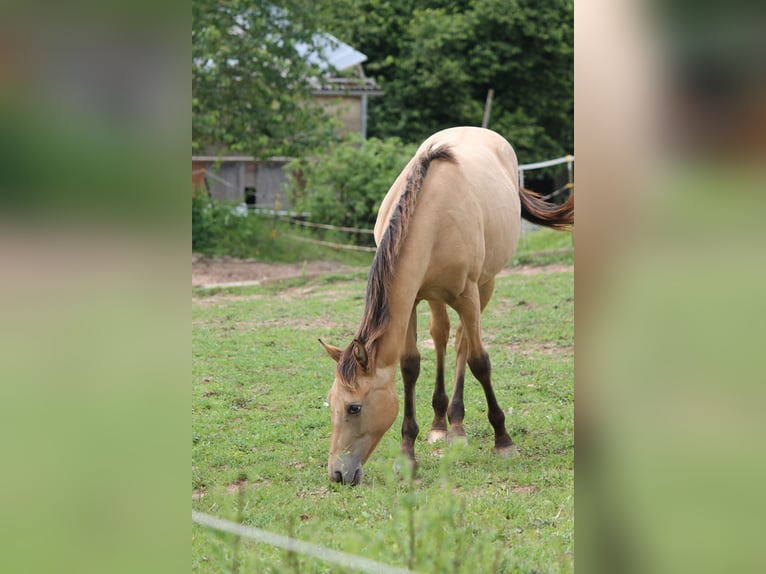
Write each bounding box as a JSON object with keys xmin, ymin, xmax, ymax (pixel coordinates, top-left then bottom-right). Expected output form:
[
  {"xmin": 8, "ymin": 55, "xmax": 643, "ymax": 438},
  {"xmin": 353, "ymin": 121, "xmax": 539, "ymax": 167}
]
[
  {"xmin": 192, "ymin": 258, "xmax": 573, "ymax": 573},
  {"xmin": 511, "ymin": 227, "xmax": 574, "ymax": 266}
]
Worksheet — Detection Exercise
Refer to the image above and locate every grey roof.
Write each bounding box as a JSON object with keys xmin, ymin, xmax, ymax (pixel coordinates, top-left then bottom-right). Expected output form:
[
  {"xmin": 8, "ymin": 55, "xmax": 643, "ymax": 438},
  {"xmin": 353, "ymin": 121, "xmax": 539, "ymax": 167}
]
[
  {"xmin": 219, "ymin": 7, "xmax": 369, "ymax": 73},
  {"xmin": 295, "ymin": 33, "xmax": 367, "ymax": 72}
]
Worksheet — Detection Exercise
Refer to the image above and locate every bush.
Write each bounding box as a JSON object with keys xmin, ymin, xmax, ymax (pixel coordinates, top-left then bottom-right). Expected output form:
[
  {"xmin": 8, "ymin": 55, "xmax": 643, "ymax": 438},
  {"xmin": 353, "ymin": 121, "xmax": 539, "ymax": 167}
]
[
  {"xmin": 191, "ymin": 190, "xmax": 257, "ymax": 258},
  {"xmin": 284, "ymin": 135, "xmax": 417, "ymax": 243},
  {"xmin": 191, "ymin": 190, "xmax": 376, "ymax": 265}
]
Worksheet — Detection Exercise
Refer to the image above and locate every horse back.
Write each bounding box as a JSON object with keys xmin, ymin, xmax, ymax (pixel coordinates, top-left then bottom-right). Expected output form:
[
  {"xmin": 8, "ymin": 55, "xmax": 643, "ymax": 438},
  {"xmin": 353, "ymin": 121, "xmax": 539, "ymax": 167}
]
[{"xmin": 375, "ymin": 127, "xmax": 521, "ymax": 296}]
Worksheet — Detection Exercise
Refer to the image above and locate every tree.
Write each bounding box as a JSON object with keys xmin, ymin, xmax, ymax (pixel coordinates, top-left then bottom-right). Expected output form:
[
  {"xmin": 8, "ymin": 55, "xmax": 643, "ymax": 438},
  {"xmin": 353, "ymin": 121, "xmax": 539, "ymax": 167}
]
[
  {"xmin": 192, "ymin": 0, "xmax": 342, "ymax": 158},
  {"xmin": 326, "ymin": 0, "xmax": 573, "ymax": 162}
]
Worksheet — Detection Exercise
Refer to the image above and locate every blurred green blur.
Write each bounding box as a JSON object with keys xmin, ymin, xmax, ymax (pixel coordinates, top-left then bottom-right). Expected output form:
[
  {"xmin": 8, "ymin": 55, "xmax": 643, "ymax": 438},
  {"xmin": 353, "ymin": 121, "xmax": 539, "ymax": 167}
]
[
  {"xmin": 577, "ymin": 1, "xmax": 766, "ymax": 573},
  {"xmin": 0, "ymin": 7, "xmax": 187, "ymax": 574}
]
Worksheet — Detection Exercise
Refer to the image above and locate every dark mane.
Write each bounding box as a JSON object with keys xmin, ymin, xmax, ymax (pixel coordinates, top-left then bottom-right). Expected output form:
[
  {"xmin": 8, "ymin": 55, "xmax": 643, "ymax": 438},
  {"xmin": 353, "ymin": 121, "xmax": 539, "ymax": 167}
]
[{"xmin": 338, "ymin": 145, "xmax": 456, "ymax": 388}]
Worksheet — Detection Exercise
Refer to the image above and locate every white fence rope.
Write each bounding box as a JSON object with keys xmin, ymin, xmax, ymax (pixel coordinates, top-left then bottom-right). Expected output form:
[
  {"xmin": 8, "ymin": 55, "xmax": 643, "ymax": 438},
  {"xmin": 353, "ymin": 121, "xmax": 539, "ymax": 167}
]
[
  {"xmin": 541, "ymin": 182, "xmax": 574, "ymax": 201},
  {"xmin": 518, "ymin": 154, "xmax": 574, "ymax": 194},
  {"xmin": 284, "ymin": 216, "xmax": 375, "ymax": 235},
  {"xmin": 518, "ymin": 155, "xmax": 574, "ymax": 171},
  {"xmin": 283, "ymin": 233, "xmax": 378, "ymax": 252},
  {"xmin": 192, "ymin": 511, "xmax": 417, "ymax": 574}
]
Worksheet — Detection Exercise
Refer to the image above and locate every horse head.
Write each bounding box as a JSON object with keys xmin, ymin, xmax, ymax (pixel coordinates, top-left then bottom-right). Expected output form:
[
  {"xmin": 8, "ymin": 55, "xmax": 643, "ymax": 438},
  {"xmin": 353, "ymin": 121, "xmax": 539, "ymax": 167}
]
[{"xmin": 319, "ymin": 339, "xmax": 398, "ymax": 485}]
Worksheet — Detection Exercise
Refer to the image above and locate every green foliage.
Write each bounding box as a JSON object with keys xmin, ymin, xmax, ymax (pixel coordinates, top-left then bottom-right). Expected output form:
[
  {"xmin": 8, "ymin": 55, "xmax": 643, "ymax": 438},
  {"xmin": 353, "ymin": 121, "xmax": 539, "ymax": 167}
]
[
  {"xmin": 327, "ymin": 0, "xmax": 573, "ymax": 161},
  {"xmin": 284, "ymin": 136, "xmax": 418, "ymax": 243},
  {"xmin": 191, "ymin": 191, "xmax": 258, "ymax": 258},
  {"xmin": 193, "ymin": 0, "xmax": 571, "ymax": 166},
  {"xmin": 192, "ymin": 267, "xmax": 573, "ymax": 572},
  {"xmin": 193, "ymin": 0, "xmax": 572, "ymax": 161},
  {"xmin": 191, "ymin": 191, "xmax": 375, "ymax": 264},
  {"xmin": 192, "ymin": 0, "xmax": 342, "ymax": 158},
  {"xmin": 512, "ymin": 226, "xmax": 574, "ymax": 266}
]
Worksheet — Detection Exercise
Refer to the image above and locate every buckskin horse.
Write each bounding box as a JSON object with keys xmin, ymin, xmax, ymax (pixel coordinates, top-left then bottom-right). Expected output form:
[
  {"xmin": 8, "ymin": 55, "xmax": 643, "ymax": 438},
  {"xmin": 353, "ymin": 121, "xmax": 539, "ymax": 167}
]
[{"xmin": 320, "ymin": 126, "xmax": 573, "ymax": 485}]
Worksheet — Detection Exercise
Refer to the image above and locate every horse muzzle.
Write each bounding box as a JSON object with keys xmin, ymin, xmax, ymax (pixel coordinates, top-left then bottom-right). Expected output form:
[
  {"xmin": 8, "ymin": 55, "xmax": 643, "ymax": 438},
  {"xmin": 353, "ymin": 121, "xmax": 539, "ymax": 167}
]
[{"xmin": 328, "ymin": 458, "xmax": 364, "ymax": 485}]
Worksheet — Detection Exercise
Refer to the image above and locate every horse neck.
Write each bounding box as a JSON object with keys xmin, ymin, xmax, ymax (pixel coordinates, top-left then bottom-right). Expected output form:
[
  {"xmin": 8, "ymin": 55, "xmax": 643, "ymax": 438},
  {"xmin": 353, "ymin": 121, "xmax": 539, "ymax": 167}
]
[{"xmin": 371, "ymin": 255, "xmax": 424, "ymax": 370}]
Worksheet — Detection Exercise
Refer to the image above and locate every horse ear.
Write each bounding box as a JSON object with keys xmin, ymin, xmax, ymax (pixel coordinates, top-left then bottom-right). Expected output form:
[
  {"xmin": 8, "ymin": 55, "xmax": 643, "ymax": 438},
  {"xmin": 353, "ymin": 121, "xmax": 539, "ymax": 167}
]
[
  {"xmin": 352, "ymin": 339, "xmax": 369, "ymax": 370},
  {"xmin": 318, "ymin": 339, "xmax": 342, "ymax": 363}
]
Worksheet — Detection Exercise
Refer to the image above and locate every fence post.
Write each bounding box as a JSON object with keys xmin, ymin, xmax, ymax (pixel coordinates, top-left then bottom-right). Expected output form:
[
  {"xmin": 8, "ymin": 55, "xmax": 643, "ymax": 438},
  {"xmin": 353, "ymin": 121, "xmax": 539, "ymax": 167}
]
[{"xmin": 481, "ymin": 88, "xmax": 494, "ymax": 128}]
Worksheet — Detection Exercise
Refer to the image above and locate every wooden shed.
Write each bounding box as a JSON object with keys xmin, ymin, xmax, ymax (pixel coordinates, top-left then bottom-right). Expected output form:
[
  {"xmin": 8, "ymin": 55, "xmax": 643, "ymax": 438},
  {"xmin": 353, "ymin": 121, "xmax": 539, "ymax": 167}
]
[
  {"xmin": 193, "ymin": 32, "xmax": 382, "ymax": 207},
  {"xmin": 192, "ymin": 156, "xmax": 290, "ymax": 210}
]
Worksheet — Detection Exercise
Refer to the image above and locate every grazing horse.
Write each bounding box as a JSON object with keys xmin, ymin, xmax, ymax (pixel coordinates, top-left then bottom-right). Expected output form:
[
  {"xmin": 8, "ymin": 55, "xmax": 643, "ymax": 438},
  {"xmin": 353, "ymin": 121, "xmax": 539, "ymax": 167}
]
[{"xmin": 320, "ymin": 126, "xmax": 573, "ymax": 485}]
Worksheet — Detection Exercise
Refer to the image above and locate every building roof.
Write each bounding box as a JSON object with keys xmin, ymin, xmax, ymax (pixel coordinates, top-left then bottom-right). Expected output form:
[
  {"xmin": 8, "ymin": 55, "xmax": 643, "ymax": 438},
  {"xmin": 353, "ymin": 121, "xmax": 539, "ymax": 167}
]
[
  {"xmin": 295, "ymin": 33, "xmax": 367, "ymax": 72},
  {"xmin": 311, "ymin": 77, "xmax": 384, "ymax": 96}
]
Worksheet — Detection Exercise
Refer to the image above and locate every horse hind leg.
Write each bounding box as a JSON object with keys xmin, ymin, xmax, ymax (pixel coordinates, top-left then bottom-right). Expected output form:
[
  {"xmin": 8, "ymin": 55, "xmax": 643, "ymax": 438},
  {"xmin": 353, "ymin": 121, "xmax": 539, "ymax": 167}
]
[
  {"xmin": 456, "ymin": 279, "xmax": 516, "ymax": 456},
  {"xmin": 399, "ymin": 305, "xmax": 421, "ymax": 465},
  {"xmin": 427, "ymin": 301, "xmax": 450, "ymax": 443},
  {"xmin": 446, "ymin": 321, "xmax": 468, "ymax": 443},
  {"xmin": 467, "ymin": 350, "xmax": 515, "ymax": 456}
]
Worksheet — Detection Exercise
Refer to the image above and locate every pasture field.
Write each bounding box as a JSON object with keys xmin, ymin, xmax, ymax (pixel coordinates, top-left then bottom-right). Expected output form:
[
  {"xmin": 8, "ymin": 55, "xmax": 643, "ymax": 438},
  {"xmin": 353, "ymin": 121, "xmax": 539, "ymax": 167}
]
[{"xmin": 192, "ymin": 247, "xmax": 573, "ymax": 572}]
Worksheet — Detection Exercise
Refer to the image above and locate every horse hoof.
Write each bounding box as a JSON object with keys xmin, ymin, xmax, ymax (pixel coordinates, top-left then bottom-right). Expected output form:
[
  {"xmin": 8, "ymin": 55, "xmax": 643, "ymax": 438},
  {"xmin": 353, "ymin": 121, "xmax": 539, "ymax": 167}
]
[
  {"xmin": 494, "ymin": 444, "xmax": 519, "ymax": 457},
  {"xmin": 427, "ymin": 429, "xmax": 448, "ymax": 443}
]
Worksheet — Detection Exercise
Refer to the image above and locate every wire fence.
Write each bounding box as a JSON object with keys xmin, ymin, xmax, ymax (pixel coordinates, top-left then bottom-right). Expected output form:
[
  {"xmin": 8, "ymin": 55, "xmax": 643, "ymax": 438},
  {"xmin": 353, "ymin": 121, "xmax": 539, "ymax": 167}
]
[
  {"xmin": 518, "ymin": 155, "xmax": 574, "ymax": 171},
  {"xmin": 517, "ymin": 155, "xmax": 574, "ymax": 195},
  {"xmin": 282, "ymin": 233, "xmax": 378, "ymax": 252},
  {"xmin": 192, "ymin": 511, "xmax": 417, "ymax": 574},
  {"xmin": 541, "ymin": 181, "xmax": 574, "ymax": 202},
  {"xmin": 283, "ymin": 216, "xmax": 375, "ymax": 235}
]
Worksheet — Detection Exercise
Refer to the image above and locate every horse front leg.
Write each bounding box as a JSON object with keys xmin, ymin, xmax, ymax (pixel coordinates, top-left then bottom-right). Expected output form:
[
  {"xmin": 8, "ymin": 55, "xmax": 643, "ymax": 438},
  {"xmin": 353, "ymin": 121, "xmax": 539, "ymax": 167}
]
[
  {"xmin": 399, "ymin": 305, "xmax": 421, "ymax": 465},
  {"xmin": 427, "ymin": 301, "xmax": 450, "ymax": 443}
]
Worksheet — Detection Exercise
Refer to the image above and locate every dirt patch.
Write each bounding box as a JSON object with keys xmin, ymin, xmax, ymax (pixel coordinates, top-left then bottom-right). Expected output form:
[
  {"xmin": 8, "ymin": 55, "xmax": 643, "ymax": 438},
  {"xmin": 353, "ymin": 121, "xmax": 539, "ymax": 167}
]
[
  {"xmin": 192, "ymin": 253, "xmax": 360, "ymax": 288},
  {"xmin": 506, "ymin": 342, "xmax": 574, "ymax": 358},
  {"xmin": 498, "ymin": 264, "xmax": 573, "ymax": 277},
  {"xmin": 192, "ymin": 254, "xmax": 571, "ymax": 289},
  {"xmin": 224, "ymin": 479, "xmax": 270, "ymax": 494}
]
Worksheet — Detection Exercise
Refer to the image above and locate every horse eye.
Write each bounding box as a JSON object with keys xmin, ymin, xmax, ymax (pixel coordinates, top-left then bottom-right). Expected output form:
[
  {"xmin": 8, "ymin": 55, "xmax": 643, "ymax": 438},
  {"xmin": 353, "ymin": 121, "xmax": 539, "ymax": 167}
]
[{"xmin": 346, "ymin": 403, "xmax": 362, "ymax": 415}]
